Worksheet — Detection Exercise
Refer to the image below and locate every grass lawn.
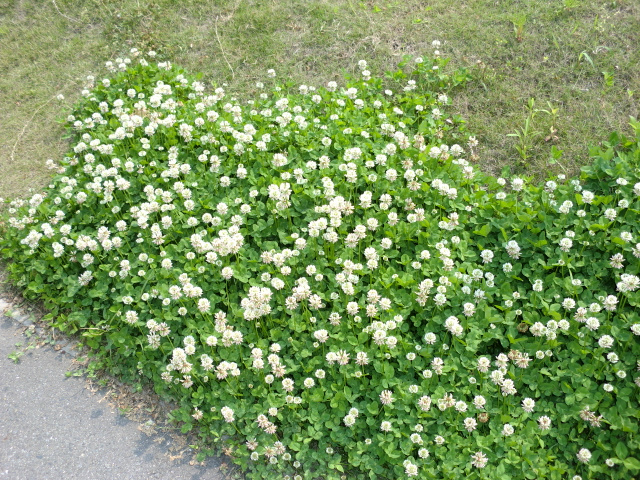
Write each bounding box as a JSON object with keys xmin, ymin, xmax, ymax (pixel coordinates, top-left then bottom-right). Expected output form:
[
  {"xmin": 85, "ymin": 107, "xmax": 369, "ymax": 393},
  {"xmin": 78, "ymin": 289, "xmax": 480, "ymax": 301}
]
[{"xmin": 1, "ymin": 0, "xmax": 638, "ymax": 203}]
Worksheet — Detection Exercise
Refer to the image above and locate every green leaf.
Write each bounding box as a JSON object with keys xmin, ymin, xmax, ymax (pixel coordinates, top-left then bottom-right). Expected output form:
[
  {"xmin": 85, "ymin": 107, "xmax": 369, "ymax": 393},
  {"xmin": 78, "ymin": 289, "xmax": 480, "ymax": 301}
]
[
  {"xmin": 473, "ymin": 224, "xmax": 492, "ymax": 237},
  {"xmin": 623, "ymin": 457, "xmax": 640, "ymax": 471},
  {"xmin": 68, "ymin": 311, "xmax": 88, "ymax": 327},
  {"xmin": 615, "ymin": 441, "xmax": 629, "ymax": 459}
]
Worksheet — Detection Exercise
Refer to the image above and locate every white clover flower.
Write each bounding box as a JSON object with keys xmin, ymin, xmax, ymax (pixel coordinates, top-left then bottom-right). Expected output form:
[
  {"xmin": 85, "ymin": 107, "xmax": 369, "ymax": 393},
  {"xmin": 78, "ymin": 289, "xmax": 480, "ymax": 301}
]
[
  {"xmin": 511, "ymin": 177, "xmax": 524, "ymax": 191},
  {"xmin": 417, "ymin": 395, "xmax": 432, "ymax": 412},
  {"xmin": 124, "ymin": 310, "xmax": 138, "ymax": 325},
  {"xmin": 477, "ymin": 357, "xmax": 491, "ymax": 373},
  {"xmin": 381, "ymin": 238, "xmax": 392, "ymax": 249},
  {"xmin": 610, "ymin": 253, "xmax": 624, "ymax": 269},
  {"xmin": 313, "ymin": 329, "xmax": 329, "ymax": 343},
  {"xmin": 617, "ymin": 273, "xmax": 640, "ymax": 292},
  {"xmin": 434, "ymin": 293, "xmax": 447, "ymax": 306},
  {"xmin": 576, "ymin": 448, "xmax": 591, "ymax": 463},
  {"xmin": 522, "ymin": 398, "xmax": 536, "ymax": 413},
  {"xmin": 603, "ymin": 295, "xmax": 618, "ymax": 311},
  {"xmin": 197, "ymin": 298, "xmax": 211, "ymax": 313},
  {"xmin": 604, "ymin": 208, "xmax": 617, "ymax": 221},
  {"xmin": 538, "ymin": 416, "xmax": 551, "ymax": 430},
  {"xmin": 464, "ymin": 417, "xmax": 477, "ymax": 432},
  {"xmin": 559, "ymin": 237, "xmax": 573, "ymax": 252},
  {"xmin": 417, "ymin": 448, "xmax": 430, "ymax": 459},
  {"xmin": 404, "ymin": 461, "xmax": 418, "ymax": 477},
  {"xmin": 343, "ymin": 414, "xmax": 356, "ymax": 427},
  {"xmin": 470, "ymin": 451, "xmax": 488, "ymax": 468},
  {"xmin": 480, "ymin": 249, "xmax": 494, "ymax": 263},
  {"xmin": 220, "ymin": 406, "xmax": 235, "ymax": 423},
  {"xmin": 424, "ymin": 332, "xmax": 436, "ymax": 344},
  {"xmin": 559, "ymin": 200, "xmax": 573, "ymax": 214},
  {"xmin": 532, "ymin": 279, "xmax": 543, "ymax": 292},
  {"xmin": 585, "ymin": 317, "xmax": 600, "ymax": 331},
  {"xmin": 271, "ymin": 277, "xmax": 285, "ymax": 290},
  {"xmin": 463, "ymin": 303, "xmax": 475, "ymax": 317},
  {"xmin": 473, "ymin": 395, "xmax": 487, "ymax": 410},
  {"xmin": 581, "ymin": 190, "xmax": 594, "ymax": 203},
  {"xmin": 505, "ymin": 241, "xmax": 521, "ymax": 259}
]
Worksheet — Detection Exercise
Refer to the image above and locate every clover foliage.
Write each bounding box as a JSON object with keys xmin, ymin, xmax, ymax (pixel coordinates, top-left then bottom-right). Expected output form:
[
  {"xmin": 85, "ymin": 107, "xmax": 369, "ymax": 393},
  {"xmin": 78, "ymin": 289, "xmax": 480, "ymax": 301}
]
[{"xmin": 1, "ymin": 49, "xmax": 640, "ymax": 480}]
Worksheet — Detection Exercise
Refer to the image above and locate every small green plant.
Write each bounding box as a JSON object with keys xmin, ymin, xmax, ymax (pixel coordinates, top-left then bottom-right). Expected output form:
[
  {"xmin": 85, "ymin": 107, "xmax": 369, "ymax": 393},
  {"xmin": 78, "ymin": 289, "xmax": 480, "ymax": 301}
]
[
  {"xmin": 510, "ymin": 14, "xmax": 527, "ymax": 43},
  {"xmin": 602, "ymin": 70, "xmax": 615, "ymax": 89},
  {"xmin": 555, "ymin": 0, "xmax": 580, "ymax": 17},
  {"xmin": 507, "ymin": 98, "xmax": 558, "ymax": 166},
  {"xmin": 23, "ymin": 324, "xmax": 35, "ymax": 338},
  {"xmin": 8, "ymin": 350, "xmax": 23, "ymax": 364},
  {"xmin": 546, "ymin": 145, "xmax": 568, "ymax": 175},
  {"xmin": 578, "ymin": 50, "xmax": 596, "ymax": 69},
  {"xmin": 7, "ymin": 340, "xmax": 35, "ymax": 363}
]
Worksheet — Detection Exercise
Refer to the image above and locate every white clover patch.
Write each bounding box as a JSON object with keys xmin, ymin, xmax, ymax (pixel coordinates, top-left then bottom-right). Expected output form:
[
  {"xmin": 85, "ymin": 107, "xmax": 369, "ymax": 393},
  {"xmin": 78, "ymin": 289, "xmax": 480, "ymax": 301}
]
[{"xmin": 2, "ymin": 49, "xmax": 640, "ymax": 479}]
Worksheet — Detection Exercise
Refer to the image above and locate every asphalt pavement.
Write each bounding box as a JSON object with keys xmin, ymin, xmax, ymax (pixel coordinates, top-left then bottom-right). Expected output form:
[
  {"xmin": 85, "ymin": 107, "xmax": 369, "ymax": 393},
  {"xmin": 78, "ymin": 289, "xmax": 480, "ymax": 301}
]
[{"xmin": 0, "ymin": 298, "xmax": 227, "ymax": 480}]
